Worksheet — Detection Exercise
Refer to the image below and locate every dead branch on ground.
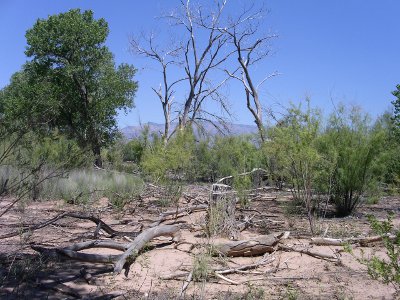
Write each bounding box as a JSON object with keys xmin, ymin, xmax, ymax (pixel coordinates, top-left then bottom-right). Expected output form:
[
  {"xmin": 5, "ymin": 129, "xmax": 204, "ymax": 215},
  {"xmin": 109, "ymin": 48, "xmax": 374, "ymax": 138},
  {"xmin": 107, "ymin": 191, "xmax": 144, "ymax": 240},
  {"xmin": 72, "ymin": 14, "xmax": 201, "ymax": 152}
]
[
  {"xmin": 150, "ymin": 204, "xmax": 208, "ymax": 227},
  {"xmin": 31, "ymin": 224, "xmax": 180, "ymax": 277},
  {"xmin": 0, "ymin": 212, "xmax": 141, "ymax": 239},
  {"xmin": 310, "ymin": 234, "xmax": 397, "ymax": 247},
  {"xmin": 278, "ymin": 244, "xmax": 340, "ymax": 263}
]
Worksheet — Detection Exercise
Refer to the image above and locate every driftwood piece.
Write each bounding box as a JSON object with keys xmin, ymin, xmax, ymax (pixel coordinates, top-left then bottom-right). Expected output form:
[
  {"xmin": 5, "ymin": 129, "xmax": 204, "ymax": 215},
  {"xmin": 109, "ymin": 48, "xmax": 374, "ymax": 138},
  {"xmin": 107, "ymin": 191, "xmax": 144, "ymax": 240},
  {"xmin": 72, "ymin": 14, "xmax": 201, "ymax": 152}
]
[
  {"xmin": 179, "ymin": 270, "xmax": 193, "ymax": 298},
  {"xmin": 114, "ymin": 224, "xmax": 180, "ymax": 276},
  {"xmin": 0, "ymin": 212, "xmax": 141, "ymax": 239},
  {"xmin": 32, "ymin": 224, "xmax": 181, "ymax": 277},
  {"xmin": 310, "ymin": 234, "xmax": 396, "ymax": 247},
  {"xmin": 214, "ymin": 272, "xmax": 240, "ymax": 285},
  {"xmin": 214, "ymin": 232, "xmax": 289, "ymax": 257}
]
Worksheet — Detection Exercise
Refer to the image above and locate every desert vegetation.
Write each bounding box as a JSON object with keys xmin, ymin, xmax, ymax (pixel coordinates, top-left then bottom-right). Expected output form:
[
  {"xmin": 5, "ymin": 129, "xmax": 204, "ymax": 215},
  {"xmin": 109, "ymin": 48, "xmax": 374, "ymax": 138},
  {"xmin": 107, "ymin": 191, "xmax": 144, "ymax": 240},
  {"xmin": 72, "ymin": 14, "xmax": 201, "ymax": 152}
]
[{"xmin": 0, "ymin": 2, "xmax": 399, "ymax": 299}]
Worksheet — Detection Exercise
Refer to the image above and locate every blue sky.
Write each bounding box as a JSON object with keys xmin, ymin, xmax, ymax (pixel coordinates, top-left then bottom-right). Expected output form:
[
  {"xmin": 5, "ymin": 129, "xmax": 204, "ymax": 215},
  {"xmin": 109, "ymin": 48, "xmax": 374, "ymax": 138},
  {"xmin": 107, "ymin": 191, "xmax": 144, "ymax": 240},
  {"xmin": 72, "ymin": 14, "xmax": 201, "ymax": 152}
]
[{"xmin": 1, "ymin": 0, "xmax": 399, "ymax": 128}]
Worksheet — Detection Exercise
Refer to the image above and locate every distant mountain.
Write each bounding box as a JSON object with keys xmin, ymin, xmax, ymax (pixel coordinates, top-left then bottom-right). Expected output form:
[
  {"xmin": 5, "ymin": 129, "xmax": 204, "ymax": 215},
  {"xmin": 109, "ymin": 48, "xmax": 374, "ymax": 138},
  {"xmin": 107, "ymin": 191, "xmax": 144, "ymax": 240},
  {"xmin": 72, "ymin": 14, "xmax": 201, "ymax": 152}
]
[{"xmin": 120, "ymin": 122, "xmax": 258, "ymax": 140}]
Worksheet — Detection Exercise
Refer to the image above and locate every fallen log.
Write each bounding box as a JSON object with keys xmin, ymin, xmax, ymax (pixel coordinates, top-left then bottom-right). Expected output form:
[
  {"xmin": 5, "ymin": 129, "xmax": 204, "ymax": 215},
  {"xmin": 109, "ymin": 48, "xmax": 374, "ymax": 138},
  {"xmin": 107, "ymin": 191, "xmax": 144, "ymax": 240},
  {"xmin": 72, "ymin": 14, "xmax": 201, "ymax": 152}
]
[
  {"xmin": 31, "ymin": 224, "xmax": 181, "ymax": 277},
  {"xmin": 214, "ymin": 232, "xmax": 290, "ymax": 257},
  {"xmin": 310, "ymin": 234, "xmax": 397, "ymax": 247},
  {"xmin": 114, "ymin": 224, "xmax": 180, "ymax": 275},
  {"xmin": 31, "ymin": 243, "xmax": 122, "ymax": 264}
]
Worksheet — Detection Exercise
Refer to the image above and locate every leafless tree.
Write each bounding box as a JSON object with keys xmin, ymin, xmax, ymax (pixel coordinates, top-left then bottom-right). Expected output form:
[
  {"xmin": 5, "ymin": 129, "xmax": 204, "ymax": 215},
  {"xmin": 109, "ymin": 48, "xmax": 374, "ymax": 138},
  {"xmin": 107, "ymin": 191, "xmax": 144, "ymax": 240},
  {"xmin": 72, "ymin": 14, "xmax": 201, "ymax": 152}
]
[
  {"xmin": 130, "ymin": 1, "xmax": 277, "ymax": 141},
  {"xmin": 221, "ymin": 4, "xmax": 278, "ymax": 142},
  {"xmin": 167, "ymin": 0, "xmax": 236, "ymax": 132},
  {"xmin": 130, "ymin": 34, "xmax": 185, "ymax": 143},
  {"xmin": 130, "ymin": 0, "xmax": 237, "ymax": 141}
]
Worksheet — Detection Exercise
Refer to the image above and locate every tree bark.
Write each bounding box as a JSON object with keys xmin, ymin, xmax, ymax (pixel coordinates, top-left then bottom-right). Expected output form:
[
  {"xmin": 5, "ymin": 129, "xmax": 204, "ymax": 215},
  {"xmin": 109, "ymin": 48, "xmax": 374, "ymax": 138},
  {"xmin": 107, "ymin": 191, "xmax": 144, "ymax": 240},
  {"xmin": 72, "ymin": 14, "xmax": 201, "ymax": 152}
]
[
  {"xmin": 214, "ymin": 232, "xmax": 289, "ymax": 257},
  {"xmin": 92, "ymin": 143, "xmax": 102, "ymax": 168}
]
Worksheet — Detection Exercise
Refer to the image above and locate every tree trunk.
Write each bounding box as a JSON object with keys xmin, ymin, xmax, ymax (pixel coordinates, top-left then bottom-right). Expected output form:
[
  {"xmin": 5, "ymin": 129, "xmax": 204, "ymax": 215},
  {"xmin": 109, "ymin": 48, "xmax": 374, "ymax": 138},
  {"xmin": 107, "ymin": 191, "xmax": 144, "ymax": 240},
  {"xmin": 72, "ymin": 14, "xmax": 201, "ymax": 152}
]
[
  {"xmin": 214, "ymin": 232, "xmax": 290, "ymax": 257},
  {"xmin": 92, "ymin": 144, "xmax": 102, "ymax": 168}
]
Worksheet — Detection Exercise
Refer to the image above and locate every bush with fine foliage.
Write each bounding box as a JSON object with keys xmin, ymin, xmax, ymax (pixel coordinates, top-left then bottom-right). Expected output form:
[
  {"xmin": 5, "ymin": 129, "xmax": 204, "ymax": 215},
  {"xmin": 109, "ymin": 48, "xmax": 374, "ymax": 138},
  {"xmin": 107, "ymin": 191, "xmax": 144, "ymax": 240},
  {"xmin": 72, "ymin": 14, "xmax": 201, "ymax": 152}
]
[
  {"xmin": 141, "ymin": 128, "xmax": 195, "ymax": 181},
  {"xmin": 265, "ymin": 101, "xmax": 324, "ymax": 233},
  {"xmin": 320, "ymin": 106, "xmax": 385, "ymax": 216}
]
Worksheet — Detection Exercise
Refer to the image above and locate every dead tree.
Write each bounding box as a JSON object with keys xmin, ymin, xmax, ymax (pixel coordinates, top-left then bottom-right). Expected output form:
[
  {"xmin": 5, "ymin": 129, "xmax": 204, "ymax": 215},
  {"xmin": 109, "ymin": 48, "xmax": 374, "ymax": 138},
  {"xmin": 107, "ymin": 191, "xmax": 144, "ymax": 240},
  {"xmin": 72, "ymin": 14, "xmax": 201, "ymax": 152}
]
[
  {"xmin": 130, "ymin": 0, "xmax": 234, "ymax": 139},
  {"xmin": 166, "ymin": 0, "xmax": 235, "ymax": 134},
  {"xmin": 221, "ymin": 4, "xmax": 278, "ymax": 142},
  {"xmin": 168, "ymin": 0, "xmax": 230, "ymax": 128},
  {"xmin": 130, "ymin": 34, "xmax": 185, "ymax": 143}
]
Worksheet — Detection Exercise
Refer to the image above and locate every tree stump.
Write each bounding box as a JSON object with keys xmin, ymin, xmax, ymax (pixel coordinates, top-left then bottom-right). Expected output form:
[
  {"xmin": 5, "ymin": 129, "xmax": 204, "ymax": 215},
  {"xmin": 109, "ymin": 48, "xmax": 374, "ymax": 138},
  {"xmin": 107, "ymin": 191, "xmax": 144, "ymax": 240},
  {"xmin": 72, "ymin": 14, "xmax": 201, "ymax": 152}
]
[{"xmin": 207, "ymin": 183, "xmax": 239, "ymax": 239}]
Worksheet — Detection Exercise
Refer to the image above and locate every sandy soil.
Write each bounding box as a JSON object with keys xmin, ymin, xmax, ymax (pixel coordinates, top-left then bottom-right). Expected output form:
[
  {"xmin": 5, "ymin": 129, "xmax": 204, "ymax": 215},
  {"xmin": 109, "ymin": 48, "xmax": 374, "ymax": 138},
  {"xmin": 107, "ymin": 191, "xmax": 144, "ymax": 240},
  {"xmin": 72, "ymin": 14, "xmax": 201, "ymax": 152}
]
[{"xmin": 0, "ymin": 186, "xmax": 399, "ymax": 299}]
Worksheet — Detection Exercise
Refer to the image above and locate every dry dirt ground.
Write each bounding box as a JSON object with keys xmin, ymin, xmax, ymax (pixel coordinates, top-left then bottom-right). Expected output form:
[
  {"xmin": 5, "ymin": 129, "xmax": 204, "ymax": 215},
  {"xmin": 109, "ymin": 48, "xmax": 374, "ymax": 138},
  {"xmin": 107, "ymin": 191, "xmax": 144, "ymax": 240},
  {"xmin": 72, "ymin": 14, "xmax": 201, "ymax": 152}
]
[{"xmin": 0, "ymin": 185, "xmax": 399, "ymax": 299}]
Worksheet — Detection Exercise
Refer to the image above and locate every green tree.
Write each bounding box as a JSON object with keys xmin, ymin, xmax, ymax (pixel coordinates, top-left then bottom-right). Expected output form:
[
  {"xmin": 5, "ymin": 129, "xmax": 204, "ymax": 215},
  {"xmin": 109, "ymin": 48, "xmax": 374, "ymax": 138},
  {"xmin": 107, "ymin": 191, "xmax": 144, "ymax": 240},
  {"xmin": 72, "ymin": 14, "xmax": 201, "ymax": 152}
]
[
  {"xmin": 372, "ymin": 112, "xmax": 400, "ymax": 187},
  {"xmin": 322, "ymin": 106, "xmax": 384, "ymax": 216},
  {"xmin": 8, "ymin": 9, "xmax": 138, "ymax": 167},
  {"xmin": 392, "ymin": 84, "xmax": 400, "ymax": 141},
  {"xmin": 266, "ymin": 101, "xmax": 323, "ymax": 233}
]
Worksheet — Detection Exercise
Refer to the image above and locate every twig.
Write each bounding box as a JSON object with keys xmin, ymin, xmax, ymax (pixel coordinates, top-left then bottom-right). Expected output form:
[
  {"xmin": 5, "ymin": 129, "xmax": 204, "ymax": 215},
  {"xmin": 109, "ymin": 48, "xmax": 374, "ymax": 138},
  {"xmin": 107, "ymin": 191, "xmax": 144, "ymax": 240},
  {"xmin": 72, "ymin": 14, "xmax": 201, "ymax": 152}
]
[
  {"xmin": 179, "ymin": 270, "xmax": 193, "ymax": 298},
  {"xmin": 214, "ymin": 272, "xmax": 239, "ymax": 285},
  {"xmin": 278, "ymin": 244, "xmax": 340, "ymax": 262}
]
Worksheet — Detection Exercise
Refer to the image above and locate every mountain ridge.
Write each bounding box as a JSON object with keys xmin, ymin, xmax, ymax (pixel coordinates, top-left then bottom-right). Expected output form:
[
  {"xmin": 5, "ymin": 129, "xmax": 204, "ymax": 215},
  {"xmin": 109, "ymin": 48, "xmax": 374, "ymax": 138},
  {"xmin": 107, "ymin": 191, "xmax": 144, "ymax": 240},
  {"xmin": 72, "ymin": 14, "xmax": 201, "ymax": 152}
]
[{"xmin": 120, "ymin": 122, "xmax": 259, "ymax": 140}]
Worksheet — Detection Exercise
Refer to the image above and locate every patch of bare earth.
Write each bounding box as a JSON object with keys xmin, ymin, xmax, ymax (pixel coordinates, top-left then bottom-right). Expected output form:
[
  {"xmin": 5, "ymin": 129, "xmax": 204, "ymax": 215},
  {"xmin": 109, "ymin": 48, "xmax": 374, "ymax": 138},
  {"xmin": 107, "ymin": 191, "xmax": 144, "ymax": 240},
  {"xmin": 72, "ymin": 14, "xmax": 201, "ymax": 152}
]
[{"xmin": 0, "ymin": 187, "xmax": 398, "ymax": 299}]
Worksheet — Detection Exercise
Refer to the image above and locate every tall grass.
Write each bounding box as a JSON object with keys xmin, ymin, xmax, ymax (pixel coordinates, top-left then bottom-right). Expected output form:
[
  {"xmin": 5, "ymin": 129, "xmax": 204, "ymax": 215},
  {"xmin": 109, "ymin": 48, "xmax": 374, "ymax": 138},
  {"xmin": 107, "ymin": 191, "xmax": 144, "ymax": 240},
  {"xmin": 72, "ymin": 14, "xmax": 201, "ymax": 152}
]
[{"xmin": 0, "ymin": 166, "xmax": 144, "ymax": 209}]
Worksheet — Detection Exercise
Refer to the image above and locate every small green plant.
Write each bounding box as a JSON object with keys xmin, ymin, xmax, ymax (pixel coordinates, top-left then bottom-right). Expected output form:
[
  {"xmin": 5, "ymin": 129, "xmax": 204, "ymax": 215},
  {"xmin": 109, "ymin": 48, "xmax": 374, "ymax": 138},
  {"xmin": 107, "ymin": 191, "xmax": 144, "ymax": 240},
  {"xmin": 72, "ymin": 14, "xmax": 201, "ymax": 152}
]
[
  {"xmin": 366, "ymin": 195, "xmax": 380, "ymax": 205},
  {"xmin": 233, "ymin": 175, "xmax": 252, "ymax": 208},
  {"xmin": 192, "ymin": 251, "xmax": 212, "ymax": 282},
  {"xmin": 346, "ymin": 214, "xmax": 399, "ymax": 293},
  {"xmin": 284, "ymin": 284, "xmax": 299, "ymax": 300},
  {"xmin": 365, "ymin": 215, "xmax": 399, "ymax": 291},
  {"xmin": 244, "ymin": 283, "xmax": 265, "ymax": 300}
]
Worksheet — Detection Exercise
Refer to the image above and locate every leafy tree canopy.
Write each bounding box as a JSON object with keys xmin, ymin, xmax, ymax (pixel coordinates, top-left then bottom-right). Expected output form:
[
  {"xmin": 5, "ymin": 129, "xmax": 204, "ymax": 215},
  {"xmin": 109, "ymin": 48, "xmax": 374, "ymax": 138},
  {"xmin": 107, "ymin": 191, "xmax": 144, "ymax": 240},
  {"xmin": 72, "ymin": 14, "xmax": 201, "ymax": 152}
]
[{"xmin": 3, "ymin": 9, "xmax": 137, "ymax": 167}]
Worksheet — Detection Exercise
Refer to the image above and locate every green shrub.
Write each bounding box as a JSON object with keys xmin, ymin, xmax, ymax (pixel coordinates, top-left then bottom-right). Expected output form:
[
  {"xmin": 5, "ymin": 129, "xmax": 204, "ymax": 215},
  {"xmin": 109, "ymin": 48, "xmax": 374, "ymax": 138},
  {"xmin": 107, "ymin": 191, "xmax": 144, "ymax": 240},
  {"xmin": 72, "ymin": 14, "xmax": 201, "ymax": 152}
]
[
  {"xmin": 265, "ymin": 101, "xmax": 324, "ymax": 233},
  {"xmin": 123, "ymin": 139, "xmax": 145, "ymax": 163},
  {"xmin": 191, "ymin": 138, "xmax": 215, "ymax": 181},
  {"xmin": 372, "ymin": 112, "xmax": 400, "ymax": 189},
  {"xmin": 141, "ymin": 128, "xmax": 195, "ymax": 182},
  {"xmin": 0, "ymin": 131, "xmax": 90, "ymax": 201},
  {"xmin": 192, "ymin": 251, "xmax": 212, "ymax": 282},
  {"xmin": 233, "ymin": 175, "xmax": 252, "ymax": 208},
  {"xmin": 206, "ymin": 135, "xmax": 261, "ymax": 182},
  {"xmin": 321, "ymin": 106, "xmax": 385, "ymax": 216}
]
